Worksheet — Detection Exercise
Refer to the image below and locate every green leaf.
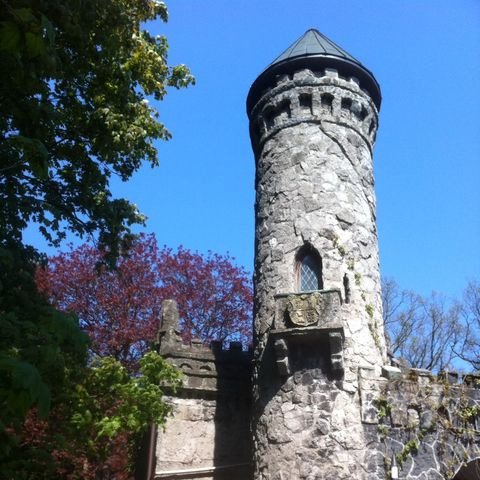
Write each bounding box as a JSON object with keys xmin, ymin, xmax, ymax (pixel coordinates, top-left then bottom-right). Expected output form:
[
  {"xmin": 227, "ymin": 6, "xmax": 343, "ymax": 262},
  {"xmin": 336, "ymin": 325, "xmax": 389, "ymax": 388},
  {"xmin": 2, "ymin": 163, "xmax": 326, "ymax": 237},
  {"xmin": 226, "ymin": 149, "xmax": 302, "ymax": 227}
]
[
  {"xmin": 40, "ymin": 14, "xmax": 55, "ymax": 46},
  {"xmin": 16, "ymin": 137, "xmax": 50, "ymax": 179},
  {"xmin": 0, "ymin": 22, "xmax": 21, "ymax": 52},
  {"xmin": 25, "ymin": 32, "xmax": 46, "ymax": 58},
  {"xmin": 0, "ymin": 355, "xmax": 51, "ymax": 416},
  {"xmin": 13, "ymin": 8, "xmax": 36, "ymax": 24}
]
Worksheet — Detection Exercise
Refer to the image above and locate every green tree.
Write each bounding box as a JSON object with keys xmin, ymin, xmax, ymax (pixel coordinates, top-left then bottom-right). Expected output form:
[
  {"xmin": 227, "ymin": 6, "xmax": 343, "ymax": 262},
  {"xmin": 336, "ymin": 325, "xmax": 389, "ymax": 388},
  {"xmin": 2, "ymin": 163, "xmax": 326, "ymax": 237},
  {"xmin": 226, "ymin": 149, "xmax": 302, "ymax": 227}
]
[
  {"xmin": 2, "ymin": 352, "xmax": 181, "ymax": 480},
  {"xmin": 0, "ymin": 0, "xmax": 192, "ymax": 476},
  {"xmin": 0, "ymin": 245, "xmax": 89, "ymax": 461},
  {"xmin": 1, "ymin": 0, "xmax": 193, "ymax": 254}
]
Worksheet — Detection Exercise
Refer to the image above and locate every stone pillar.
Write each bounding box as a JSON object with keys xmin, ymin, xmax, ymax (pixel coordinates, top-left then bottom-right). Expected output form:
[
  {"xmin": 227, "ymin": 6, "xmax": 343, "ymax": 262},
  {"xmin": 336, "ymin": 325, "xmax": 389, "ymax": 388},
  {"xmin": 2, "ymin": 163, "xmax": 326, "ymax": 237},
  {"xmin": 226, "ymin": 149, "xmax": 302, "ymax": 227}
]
[{"xmin": 247, "ymin": 29, "xmax": 387, "ymax": 479}]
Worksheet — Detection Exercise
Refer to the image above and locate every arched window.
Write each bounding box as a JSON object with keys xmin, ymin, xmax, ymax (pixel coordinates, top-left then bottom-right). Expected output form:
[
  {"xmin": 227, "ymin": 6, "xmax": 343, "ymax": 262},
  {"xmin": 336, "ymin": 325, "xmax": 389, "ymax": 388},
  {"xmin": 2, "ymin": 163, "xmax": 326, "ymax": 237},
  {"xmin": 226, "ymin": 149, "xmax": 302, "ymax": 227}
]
[{"xmin": 296, "ymin": 246, "xmax": 323, "ymax": 292}]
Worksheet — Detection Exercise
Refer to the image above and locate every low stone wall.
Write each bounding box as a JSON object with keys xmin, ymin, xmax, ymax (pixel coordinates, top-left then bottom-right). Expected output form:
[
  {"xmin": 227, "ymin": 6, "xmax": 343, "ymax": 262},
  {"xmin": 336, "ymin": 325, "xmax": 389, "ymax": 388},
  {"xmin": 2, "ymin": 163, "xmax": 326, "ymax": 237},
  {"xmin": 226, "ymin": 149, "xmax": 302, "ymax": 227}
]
[{"xmin": 360, "ymin": 366, "xmax": 480, "ymax": 479}]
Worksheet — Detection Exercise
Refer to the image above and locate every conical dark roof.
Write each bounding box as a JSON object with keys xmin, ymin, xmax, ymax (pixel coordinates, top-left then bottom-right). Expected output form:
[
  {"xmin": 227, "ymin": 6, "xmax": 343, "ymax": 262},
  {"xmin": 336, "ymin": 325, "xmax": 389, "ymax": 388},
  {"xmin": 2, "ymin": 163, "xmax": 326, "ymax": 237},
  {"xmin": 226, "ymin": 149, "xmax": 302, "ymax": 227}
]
[
  {"xmin": 247, "ymin": 29, "xmax": 381, "ymax": 115},
  {"xmin": 269, "ymin": 28, "xmax": 359, "ymax": 67}
]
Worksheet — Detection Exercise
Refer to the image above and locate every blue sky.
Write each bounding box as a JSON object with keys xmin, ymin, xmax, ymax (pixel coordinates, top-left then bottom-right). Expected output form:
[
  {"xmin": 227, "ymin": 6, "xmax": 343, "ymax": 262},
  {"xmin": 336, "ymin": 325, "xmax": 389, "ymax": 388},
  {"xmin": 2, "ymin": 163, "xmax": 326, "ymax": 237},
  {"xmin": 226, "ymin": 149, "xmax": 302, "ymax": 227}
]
[{"xmin": 26, "ymin": 1, "xmax": 480, "ymax": 300}]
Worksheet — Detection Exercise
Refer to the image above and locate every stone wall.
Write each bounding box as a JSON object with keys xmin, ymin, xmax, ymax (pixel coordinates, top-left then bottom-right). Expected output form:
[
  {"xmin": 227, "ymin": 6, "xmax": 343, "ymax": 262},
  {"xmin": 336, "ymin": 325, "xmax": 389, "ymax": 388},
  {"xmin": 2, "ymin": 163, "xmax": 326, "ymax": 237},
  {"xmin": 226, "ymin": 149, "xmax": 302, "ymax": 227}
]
[
  {"xmin": 152, "ymin": 301, "xmax": 480, "ymax": 480},
  {"xmin": 153, "ymin": 301, "xmax": 253, "ymax": 480},
  {"xmin": 360, "ymin": 366, "xmax": 480, "ymax": 479}
]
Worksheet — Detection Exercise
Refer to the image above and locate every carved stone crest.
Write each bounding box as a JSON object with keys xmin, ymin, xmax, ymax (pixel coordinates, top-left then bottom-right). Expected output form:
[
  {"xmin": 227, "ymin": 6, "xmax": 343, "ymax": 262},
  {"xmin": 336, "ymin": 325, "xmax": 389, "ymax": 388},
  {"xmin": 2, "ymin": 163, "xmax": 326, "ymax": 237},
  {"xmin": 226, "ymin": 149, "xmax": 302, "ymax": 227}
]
[{"xmin": 286, "ymin": 294, "xmax": 320, "ymax": 327}]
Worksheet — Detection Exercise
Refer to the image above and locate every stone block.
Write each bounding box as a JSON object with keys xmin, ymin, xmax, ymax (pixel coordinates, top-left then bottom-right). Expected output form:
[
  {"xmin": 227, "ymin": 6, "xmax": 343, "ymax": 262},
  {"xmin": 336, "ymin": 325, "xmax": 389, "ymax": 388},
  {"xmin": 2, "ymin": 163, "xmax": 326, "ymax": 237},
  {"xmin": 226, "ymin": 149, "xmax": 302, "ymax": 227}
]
[
  {"xmin": 325, "ymin": 68, "xmax": 339, "ymax": 78},
  {"xmin": 438, "ymin": 371, "xmax": 459, "ymax": 384},
  {"xmin": 277, "ymin": 357, "xmax": 290, "ymax": 377},
  {"xmin": 359, "ymin": 366, "xmax": 376, "ymax": 381},
  {"xmin": 381, "ymin": 365, "xmax": 402, "ymax": 380},
  {"xmin": 361, "ymin": 405, "xmax": 379, "ymax": 425},
  {"xmin": 341, "ymin": 381, "xmax": 357, "ymax": 394},
  {"xmin": 407, "ymin": 408, "xmax": 420, "ymax": 427},
  {"xmin": 316, "ymin": 418, "xmax": 330, "ymax": 435},
  {"xmin": 390, "ymin": 407, "xmax": 407, "ymax": 427}
]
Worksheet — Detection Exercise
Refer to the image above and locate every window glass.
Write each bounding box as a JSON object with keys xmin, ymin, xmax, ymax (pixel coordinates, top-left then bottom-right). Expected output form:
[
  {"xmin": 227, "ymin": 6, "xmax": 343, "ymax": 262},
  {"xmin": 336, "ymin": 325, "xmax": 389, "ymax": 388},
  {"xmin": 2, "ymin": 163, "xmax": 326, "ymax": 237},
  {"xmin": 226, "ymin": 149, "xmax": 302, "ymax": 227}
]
[{"xmin": 300, "ymin": 254, "xmax": 319, "ymax": 292}]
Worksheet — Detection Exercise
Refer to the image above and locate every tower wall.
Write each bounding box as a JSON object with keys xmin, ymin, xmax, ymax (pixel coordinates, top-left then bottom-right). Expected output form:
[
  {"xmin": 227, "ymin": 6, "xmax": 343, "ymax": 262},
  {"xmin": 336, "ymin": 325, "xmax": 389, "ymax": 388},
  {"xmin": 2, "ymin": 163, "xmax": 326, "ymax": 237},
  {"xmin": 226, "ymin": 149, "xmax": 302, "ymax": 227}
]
[{"xmin": 249, "ymin": 67, "xmax": 387, "ymax": 479}]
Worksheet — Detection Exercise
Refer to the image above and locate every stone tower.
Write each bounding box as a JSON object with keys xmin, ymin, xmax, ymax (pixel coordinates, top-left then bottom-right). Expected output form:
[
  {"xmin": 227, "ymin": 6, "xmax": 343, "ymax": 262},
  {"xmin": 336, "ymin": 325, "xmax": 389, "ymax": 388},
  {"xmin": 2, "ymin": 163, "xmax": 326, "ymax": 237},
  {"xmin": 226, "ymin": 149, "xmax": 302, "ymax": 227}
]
[
  {"xmin": 247, "ymin": 29, "xmax": 387, "ymax": 479},
  {"xmin": 152, "ymin": 28, "xmax": 480, "ymax": 480}
]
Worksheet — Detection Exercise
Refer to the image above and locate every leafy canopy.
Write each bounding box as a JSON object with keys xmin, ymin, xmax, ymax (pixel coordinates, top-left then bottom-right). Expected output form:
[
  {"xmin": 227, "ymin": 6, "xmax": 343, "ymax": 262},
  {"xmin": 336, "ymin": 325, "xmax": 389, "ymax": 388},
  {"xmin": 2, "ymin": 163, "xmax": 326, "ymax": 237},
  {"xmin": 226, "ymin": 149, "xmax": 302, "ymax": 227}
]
[
  {"xmin": 0, "ymin": 0, "xmax": 194, "ymax": 255},
  {"xmin": 36, "ymin": 233, "xmax": 253, "ymax": 364},
  {"xmin": 31, "ymin": 232, "xmax": 253, "ymax": 477},
  {"xmin": 0, "ymin": 0, "xmax": 193, "ymax": 476},
  {"xmin": 0, "ymin": 245, "xmax": 88, "ymax": 430},
  {"xmin": 157, "ymin": 244, "xmax": 253, "ymax": 344},
  {"xmin": 3, "ymin": 351, "xmax": 181, "ymax": 480}
]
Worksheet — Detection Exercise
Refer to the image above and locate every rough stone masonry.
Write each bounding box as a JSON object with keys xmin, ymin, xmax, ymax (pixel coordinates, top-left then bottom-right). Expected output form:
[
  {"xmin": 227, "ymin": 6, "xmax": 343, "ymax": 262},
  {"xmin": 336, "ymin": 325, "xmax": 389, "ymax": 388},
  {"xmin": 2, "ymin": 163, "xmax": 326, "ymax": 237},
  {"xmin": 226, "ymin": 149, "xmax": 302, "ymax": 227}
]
[
  {"xmin": 150, "ymin": 29, "xmax": 480, "ymax": 480},
  {"xmin": 247, "ymin": 27, "xmax": 387, "ymax": 480}
]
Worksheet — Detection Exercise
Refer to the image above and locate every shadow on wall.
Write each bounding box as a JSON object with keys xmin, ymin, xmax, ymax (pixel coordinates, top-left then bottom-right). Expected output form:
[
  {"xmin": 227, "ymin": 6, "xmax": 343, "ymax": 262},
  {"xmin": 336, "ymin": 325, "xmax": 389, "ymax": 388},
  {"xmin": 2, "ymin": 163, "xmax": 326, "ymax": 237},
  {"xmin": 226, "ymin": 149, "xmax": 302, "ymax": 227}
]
[
  {"xmin": 254, "ymin": 323, "xmax": 342, "ymax": 419},
  {"xmin": 212, "ymin": 343, "xmax": 253, "ymax": 480}
]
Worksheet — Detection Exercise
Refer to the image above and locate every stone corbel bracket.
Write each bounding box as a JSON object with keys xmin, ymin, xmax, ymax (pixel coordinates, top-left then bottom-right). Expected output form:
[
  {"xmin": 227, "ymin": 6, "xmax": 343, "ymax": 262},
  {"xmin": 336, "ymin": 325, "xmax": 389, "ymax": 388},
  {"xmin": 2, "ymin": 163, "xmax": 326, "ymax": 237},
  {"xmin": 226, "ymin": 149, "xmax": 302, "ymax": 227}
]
[
  {"xmin": 271, "ymin": 326, "xmax": 345, "ymax": 377},
  {"xmin": 329, "ymin": 330, "xmax": 344, "ymax": 373},
  {"xmin": 270, "ymin": 289, "xmax": 345, "ymax": 377},
  {"xmin": 274, "ymin": 338, "xmax": 290, "ymax": 376}
]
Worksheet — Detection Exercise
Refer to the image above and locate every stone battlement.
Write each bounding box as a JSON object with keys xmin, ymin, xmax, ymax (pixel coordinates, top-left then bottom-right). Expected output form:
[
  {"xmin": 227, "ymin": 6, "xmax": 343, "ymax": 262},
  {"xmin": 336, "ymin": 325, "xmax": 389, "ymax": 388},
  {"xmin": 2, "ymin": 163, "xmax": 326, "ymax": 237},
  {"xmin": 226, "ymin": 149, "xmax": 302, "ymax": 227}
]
[
  {"xmin": 249, "ymin": 68, "xmax": 379, "ymax": 153},
  {"xmin": 381, "ymin": 364, "xmax": 480, "ymax": 388},
  {"xmin": 158, "ymin": 300, "xmax": 252, "ymax": 396},
  {"xmin": 155, "ymin": 298, "xmax": 480, "ymax": 479}
]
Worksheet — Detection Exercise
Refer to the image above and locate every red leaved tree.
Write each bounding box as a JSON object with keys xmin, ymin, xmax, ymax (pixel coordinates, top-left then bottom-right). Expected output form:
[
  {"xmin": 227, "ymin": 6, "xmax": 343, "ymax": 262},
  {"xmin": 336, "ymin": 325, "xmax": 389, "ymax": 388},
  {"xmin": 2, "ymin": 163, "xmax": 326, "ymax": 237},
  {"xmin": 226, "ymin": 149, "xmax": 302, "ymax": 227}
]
[
  {"xmin": 157, "ymin": 246, "xmax": 252, "ymax": 344},
  {"xmin": 33, "ymin": 234, "xmax": 251, "ymax": 479},
  {"xmin": 36, "ymin": 233, "xmax": 253, "ymax": 366},
  {"xmin": 36, "ymin": 235, "xmax": 161, "ymax": 367}
]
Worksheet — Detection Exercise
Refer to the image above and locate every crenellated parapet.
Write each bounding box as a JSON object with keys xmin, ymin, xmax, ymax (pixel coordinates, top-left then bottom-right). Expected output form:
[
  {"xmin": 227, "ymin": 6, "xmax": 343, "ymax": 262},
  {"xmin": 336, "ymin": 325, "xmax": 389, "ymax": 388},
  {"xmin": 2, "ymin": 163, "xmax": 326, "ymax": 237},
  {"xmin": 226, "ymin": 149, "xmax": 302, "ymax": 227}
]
[
  {"xmin": 158, "ymin": 299, "xmax": 252, "ymax": 396},
  {"xmin": 360, "ymin": 365, "xmax": 480, "ymax": 424},
  {"xmin": 249, "ymin": 68, "xmax": 379, "ymax": 155}
]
